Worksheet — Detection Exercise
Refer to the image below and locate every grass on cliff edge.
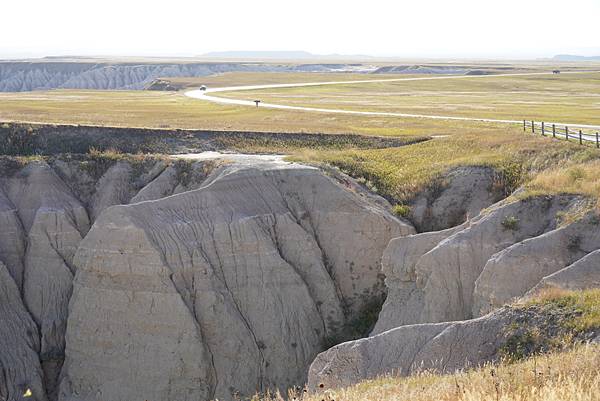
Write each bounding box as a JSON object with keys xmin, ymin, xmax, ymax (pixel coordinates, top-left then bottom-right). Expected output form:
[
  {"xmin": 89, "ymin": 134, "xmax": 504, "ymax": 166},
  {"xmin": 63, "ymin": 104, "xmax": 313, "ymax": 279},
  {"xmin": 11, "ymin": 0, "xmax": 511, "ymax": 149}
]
[
  {"xmin": 291, "ymin": 127, "xmax": 600, "ymax": 205},
  {"xmin": 256, "ymin": 345, "xmax": 600, "ymax": 401},
  {"xmin": 255, "ymin": 289, "xmax": 600, "ymax": 401},
  {"xmin": 522, "ymin": 288, "xmax": 600, "ymax": 336}
]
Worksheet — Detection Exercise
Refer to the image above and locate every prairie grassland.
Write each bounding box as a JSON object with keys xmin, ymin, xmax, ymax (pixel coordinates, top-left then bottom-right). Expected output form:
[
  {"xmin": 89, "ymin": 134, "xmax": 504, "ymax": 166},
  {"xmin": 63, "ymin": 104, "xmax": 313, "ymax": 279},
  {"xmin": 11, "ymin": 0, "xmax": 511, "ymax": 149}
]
[
  {"xmin": 219, "ymin": 72, "xmax": 600, "ymax": 125},
  {"xmin": 153, "ymin": 72, "xmax": 411, "ymax": 89},
  {"xmin": 0, "ymin": 88, "xmax": 492, "ymax": 135},
  {"xmin": 526, "ymin": 159, "xmax": 600, "ymax": 203},
  {"xmin": 2, "ymin": 69, "xmax": 600, "ymax": 206},
  {"xmin": 292, "ymin": 128, "xmax": 600, "ymax": 203}
]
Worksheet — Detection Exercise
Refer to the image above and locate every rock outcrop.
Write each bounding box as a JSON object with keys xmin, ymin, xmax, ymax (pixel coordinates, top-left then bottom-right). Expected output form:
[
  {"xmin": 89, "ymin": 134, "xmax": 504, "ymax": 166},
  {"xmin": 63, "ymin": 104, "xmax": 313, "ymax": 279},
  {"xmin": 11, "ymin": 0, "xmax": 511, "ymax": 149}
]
[
  {"xmin": 0, "ymin": 188, "xmax": 26, "ymax": 290},
  {"xmin": 374, "ymin": 195, "xmax": 581, "ymax": 333},
  {"xmin": 311, "ymin": 193, "xmax": 600, "ymax": 392},
  {"xmin": 528, "ymin": 249, "xmax": 600, "ymax": 294},
  {"xmin": 373, "ymin": 223, "xmax": 466, "ymax": 333},
  {"xmin": 308, "ymin": 300, "xmax": 594, "ymax": 390},
  {"xmin": 0, "ymin": 61, "xmax": 374, "ymax": 92},
  {"xmin": 409, "ymin": 166, "xmax": 503, "ymax": 232},
  {"xmin": 3, "ymin": 152, "xmax": 600, "ymax": 401},
  {"xmin": 473, "ymin": 212, "xmax": 600, "ymax": 315},
  {"xmin": 309, "ymin": 311, "xmax": 507, "ymax": 390},
  {"xmin": 59, "ymin": 162, "xmax": 413, "ymax": 401},
  {"xmin": 0, "ymin": 156, "xmax": 413, "ymax": 401},
  {"xmin": 0, "ymin": 261, "xmax": 47, "ymax": 401},
  {"xmin": 0, "ymin": 157, "xmax": 223, "ymax": 400},
  {"xmin": 3, "ymin": 162, "xmax": 90, "ymax": 398}
]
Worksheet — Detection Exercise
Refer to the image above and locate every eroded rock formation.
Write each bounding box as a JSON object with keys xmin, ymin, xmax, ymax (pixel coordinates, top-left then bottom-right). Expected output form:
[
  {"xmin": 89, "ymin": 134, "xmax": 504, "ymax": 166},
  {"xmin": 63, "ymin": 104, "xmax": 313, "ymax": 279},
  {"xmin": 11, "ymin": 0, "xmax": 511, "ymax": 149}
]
[
  {"xmin": 60, "ymin": 162, "xmax": 412, "ymax": 401},
  {"xmin": 409, "ymin": 166, "xmax": 503, "ymax": 232},
  {"xmin": 310, "ymin": 193, "xmax": 600, "ymax": 391},
  {"xmin": 0, "ymin": 156, "xmax": 412, "ymax": 401},
  {"xmin": 373, "ymin": 195, "xmax": 582, "ymax": 333}
]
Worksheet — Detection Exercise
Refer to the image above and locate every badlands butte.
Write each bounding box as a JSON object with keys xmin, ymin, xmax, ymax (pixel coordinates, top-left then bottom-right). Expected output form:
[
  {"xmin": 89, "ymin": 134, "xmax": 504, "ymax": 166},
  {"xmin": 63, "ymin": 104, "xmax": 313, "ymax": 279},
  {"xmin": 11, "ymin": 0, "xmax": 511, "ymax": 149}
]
[{"xmin": 1, "ymin": 121, "xmax": 600, "ymax": 401}]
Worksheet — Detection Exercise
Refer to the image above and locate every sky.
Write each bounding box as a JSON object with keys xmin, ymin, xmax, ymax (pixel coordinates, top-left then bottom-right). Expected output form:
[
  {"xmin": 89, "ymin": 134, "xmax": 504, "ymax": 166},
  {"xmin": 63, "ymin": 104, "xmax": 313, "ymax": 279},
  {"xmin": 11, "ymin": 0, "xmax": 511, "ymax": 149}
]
[{"xmin": 2, "ymin": 0, "xmax": 600, "ymax": 59}]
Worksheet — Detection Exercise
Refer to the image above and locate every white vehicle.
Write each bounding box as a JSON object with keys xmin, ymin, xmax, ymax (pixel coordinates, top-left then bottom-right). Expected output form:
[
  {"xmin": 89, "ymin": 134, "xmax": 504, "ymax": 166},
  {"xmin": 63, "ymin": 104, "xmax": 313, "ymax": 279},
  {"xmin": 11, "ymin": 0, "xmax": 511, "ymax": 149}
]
[{"xmin": 199, "ymin": 85, "xmax": 207, "ymax": 91}]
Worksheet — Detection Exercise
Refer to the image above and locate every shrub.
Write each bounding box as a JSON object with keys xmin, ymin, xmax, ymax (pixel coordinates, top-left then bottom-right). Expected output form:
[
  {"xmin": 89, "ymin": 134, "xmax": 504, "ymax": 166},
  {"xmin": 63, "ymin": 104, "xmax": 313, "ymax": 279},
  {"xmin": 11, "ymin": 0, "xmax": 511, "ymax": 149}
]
[
  {"xmin": 392, "ymin": 204, "xmax": 411, "ymax": 218},
  {"xmin": 501, "ymin": 215, "xmax": 519, "ymax": 230}
]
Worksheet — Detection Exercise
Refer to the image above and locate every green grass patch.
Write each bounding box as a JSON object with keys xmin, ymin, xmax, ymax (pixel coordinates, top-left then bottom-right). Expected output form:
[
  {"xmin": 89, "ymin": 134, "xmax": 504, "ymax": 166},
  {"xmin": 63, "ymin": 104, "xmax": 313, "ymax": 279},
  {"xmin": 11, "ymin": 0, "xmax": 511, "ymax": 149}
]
[{"xmin": 500, "ymin": 289, "xmax": 600, "ymax": 362}]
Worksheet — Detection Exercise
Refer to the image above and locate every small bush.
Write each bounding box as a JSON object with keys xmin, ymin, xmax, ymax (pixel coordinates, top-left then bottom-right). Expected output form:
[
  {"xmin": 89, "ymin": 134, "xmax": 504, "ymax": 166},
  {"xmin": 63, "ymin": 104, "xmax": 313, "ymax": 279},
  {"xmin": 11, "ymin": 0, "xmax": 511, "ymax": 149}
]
[
  {"xmin": 392, "ymin": 204, "xmax": 411, "ymax": 218},
  {"xmin": 501, "ymin": 215, "xmax": 520, "ymax": 230}
]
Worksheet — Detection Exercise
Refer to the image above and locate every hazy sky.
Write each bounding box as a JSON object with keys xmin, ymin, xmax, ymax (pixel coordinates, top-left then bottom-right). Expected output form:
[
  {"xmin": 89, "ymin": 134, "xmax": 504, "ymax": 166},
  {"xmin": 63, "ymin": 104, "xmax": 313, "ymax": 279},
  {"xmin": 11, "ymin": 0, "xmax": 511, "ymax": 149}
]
[{"xmin": 2, "ymin": 0, "xmax": 599, "ymax": 59}]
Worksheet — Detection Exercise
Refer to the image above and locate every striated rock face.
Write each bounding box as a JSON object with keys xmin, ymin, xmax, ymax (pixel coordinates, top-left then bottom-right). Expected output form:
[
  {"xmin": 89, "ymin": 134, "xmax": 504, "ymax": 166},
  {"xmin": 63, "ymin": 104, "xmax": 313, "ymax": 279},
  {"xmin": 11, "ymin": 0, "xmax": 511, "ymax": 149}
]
[
  {"xmin": 473, "ymin": 212, "xmax": 600, "ymax": 315},
  {"xmin": 5, "ymin": 152, "xmax": 600, "ymax": 400},
  {"xmin": 0, "ymin": 188, "xmax": 26, "ymax": 290},
  {"xmin": 374, "ymin": 195, "xmax": 579, "ymax": 333},
  {"xmin": 3, "ymin": 162, "xmax": 90, "ymax": 399},
  {"xmin": 308, "ymin": 300, "xmax": 591, "ymax": 390},
  {"xmin": 59, "ymin": 162, "xmax": 413, "ymax": 401},
  {"xmin": 309, "ymin": 311, "xmax": 509, "ymax": 390},
  {"xmin": 528, "ymin": 248, "xmax": 600, "ymax": 293},
  {"xmin": 0, "ymin": 261, "xmax": 47, "ymax": 401},
  {"xmin": 311, "ymin": 194, "xmax": 600, "ymax": 391},
  {"xmin": 0, "ymin": 62, "xmax": 371, "ymax": 92},
  {"xmin": 373, "ymin": 223, "xmax": 466, "ymax": 334},
  {"xmin": 409, "ymin": 166, "xmax": 503, "ymax": 232},
  {"xmin": 0, "ymin": 155, "xmax": 413, "ymax": 401},
  {"xmin": 0, "ymin": 157, "xmax": 223, "ymax": 400}
]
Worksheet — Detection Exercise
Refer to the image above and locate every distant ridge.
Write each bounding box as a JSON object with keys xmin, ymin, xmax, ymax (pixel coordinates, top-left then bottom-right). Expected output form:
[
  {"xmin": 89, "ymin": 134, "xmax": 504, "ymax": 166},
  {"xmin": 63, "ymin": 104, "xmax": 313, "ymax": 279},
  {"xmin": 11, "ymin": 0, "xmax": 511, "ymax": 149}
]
[
  {"xmin": 552, "ymin": 54, "xmax": 600, "ymax": 61},
  {"xmin": 200, "ymin": 50, "xmax": 374, "ymax": 59}
]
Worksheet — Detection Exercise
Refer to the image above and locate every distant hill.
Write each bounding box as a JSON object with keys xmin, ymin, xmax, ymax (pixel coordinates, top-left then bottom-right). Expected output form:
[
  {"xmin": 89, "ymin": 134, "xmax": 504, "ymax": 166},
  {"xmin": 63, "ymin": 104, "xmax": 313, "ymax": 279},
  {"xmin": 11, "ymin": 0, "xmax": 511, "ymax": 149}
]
[
  {"xmin": 201, "ymin": 51, "xmax": 315, "ymax": 59},
  {"xmin": 552, "ymin": 54, "xmax": 600, "ymax": 61},
  {"xmin": 200, "ymin": 50, "xmax": 374, "ymax": 59}
]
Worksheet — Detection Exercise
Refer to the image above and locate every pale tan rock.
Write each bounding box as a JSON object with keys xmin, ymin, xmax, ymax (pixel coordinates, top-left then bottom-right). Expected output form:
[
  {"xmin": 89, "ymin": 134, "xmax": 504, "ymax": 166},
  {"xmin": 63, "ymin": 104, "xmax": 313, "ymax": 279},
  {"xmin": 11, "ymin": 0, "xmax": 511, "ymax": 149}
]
[
  {"xmin": 410, "ymin": 166, "xmax": 501, "ymax": 232},
  {"xmin": 59, "ymin": 208, "xmax": 215, "ymax": 401},
  {"xmin": 0, "ymin": 188, "xmax": 25, "ymax": 290},
  {"xmin": 89, "ymin": 161, "xmax": 133, "ymax": 220},
  {"xmin": 375, "ymin": 196, "xmax": 578, "ymax": 332},
  {"xmin": 419, "ymin": 196, "xmax": 577, "ymax": 323},
  {"xmin": 528, "ymin": 249, "xmax": 600, "ymax": 294},
  {"xmin": 373, "ymin": 223, "xmax": 466, "ymax": 334},
  {"xmin": 308, "ymin": 309, "xmax": 512, "ymax": 390},
  {"xmin": 474, "ymin": 213, "xmax": 600, "ymax": 315},
  {"xmin": 0, "ymin": 261, "xmax": 47, "ymax": 401},
  {"xmin": 130, "ymin": 160, "xmax": 217, "ymax": 203},
  {"xmin": 4, "ymin": 161, "xmax": 89, "ymax": 399},
  {"xmin": 129, "ymin": 164, "xmax": 178, "ymax": 202},
  {"xmin": 60, "ymin": 162, "xmax": 413, "ymax": 401}
]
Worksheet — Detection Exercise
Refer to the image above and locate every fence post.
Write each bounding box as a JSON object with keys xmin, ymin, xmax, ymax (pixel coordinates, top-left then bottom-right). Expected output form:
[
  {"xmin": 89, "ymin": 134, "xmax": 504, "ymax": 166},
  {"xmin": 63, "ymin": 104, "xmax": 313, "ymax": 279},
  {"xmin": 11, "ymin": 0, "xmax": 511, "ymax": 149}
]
[
  {"xmin": 541, "ymin": 122, "xmax": 545, "ymax": 136},
  {"xmin": 552, "ymin": 124, "xmax": 556, "ymax": 138},
  {"xmin": 532, "ymin": 121, "xmax": 535, "ymax": 133},
  {"xmin": 523, "ymin": 120, "xmax": 526, "ymax": 132},
  {"xmin": 596, "ymin": 132, "xmax": 599, "ymax": 149},
  {"xmin": 565, "ymin": 126, "xmax": 569, "ymax": 140},
  {"xmin": 579, "ymin": 130, "xmax": 583, "ymax": 145}
]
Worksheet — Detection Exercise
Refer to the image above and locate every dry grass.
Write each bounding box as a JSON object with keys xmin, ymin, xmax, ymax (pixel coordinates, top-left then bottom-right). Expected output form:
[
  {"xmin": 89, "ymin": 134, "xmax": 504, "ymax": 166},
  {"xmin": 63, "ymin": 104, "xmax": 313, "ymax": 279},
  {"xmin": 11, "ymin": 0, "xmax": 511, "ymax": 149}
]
[
  {"xmin": 291, "ymin": 129, "xmax": 600, "ymax": 203},
  {"xmin": 220, "ymin": 72, "xmax": 600, "ymax": 125},
  {"xmin": 252, "ymin": 344, "xmax": 600, "ymax": 401},
  {"xmin": 527, "ymin": 159, "xmax": 600, "ymax": 203},
  {"xmin": 3, "ymin": 68, "xmax": 600, "ymax": 206},
  {"xmin": 522, "ymin": 288, "xmax": 600, "ymax": 334},
  {"xmin": 249, "ymin": 289, "xmax": 600, "ymax": 401},
  {"xmin": 152, "ymin": 72, "xmax": 414, "ymax": 90}
]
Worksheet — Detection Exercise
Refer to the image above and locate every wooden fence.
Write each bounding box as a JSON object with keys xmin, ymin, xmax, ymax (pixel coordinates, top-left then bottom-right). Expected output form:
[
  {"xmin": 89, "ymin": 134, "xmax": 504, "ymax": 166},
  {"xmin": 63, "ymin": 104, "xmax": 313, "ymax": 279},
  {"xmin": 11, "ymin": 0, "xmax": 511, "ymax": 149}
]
[{"xmin": 524, "ymin": 120, "xmax": 600, "ymax": 148}]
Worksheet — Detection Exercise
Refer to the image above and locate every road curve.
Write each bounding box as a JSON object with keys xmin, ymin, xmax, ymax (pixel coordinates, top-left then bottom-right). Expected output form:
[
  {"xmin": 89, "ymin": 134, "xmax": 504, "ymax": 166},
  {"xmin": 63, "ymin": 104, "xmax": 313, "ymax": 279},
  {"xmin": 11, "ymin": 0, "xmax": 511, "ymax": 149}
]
[{"xmin": 184, "ymin": 70, "xmax": 600, "ymax": 133}]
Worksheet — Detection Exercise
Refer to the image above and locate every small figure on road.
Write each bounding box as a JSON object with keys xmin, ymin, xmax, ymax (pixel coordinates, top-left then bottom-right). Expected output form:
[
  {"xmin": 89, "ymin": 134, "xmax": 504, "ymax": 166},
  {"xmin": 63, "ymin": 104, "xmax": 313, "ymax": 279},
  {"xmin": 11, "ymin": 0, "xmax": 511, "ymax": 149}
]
[{"xmin": 254, "ymin": 100, "xmax": 261, "ymax": 107}]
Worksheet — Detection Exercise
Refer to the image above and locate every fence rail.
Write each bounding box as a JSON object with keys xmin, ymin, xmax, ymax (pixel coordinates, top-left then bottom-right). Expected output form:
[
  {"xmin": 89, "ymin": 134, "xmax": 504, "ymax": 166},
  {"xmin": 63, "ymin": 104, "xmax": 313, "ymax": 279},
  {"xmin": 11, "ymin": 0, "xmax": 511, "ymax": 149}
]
[{"xmin": 524, "ymin": 120, "xmax": 600, "ymax": 147}]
